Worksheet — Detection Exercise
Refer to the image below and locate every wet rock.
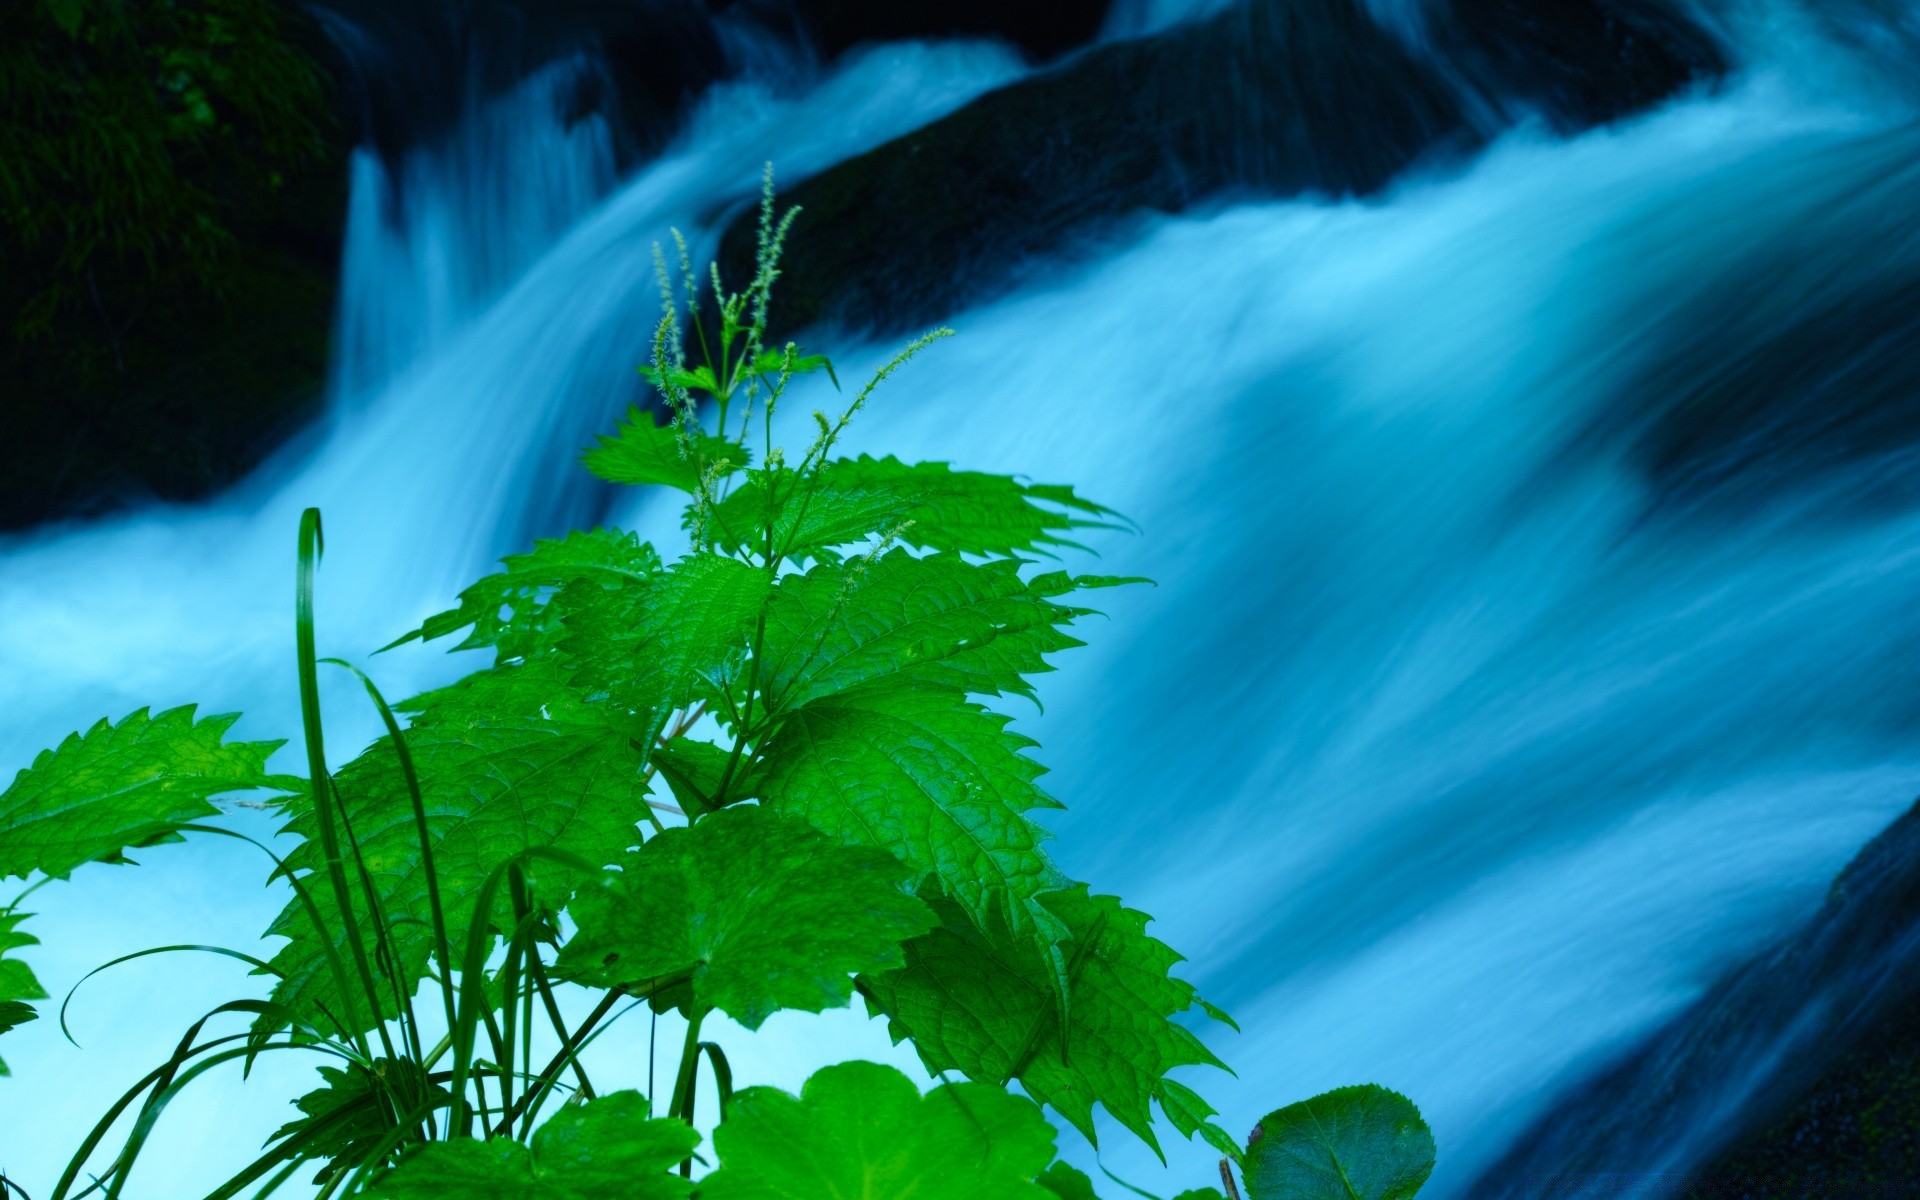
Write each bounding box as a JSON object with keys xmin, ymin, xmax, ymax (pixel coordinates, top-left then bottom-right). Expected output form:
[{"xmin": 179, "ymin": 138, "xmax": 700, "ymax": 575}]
[
  {"xmin": 721, "ymin": 0, "xmax": 1472, "ymax": 340},
  {"xmin": 719, "ymin": 0, "xmax": 1725, "ymax": 341},
  {"xmin": 779, "ymin": 0, "xmax": 1112, "ymax": 62},
  {"xmin": 1436, "ymin": 0, "xmax": 1726, "ymax": 129},
  {"xmin": 1470, "ymin": 796, "xmax": 1920, "ymax": 1197}
]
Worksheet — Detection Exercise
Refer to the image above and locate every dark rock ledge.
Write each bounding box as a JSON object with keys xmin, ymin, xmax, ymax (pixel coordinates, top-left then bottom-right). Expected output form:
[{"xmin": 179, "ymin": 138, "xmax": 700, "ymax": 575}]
[
  {"xmin": 1472, "ymin": 797, "xmax": 1920, "ymax": 1198},
  {"xmin": 719, "ymin": 0, "xmax": 1725, "ymax": 342}
]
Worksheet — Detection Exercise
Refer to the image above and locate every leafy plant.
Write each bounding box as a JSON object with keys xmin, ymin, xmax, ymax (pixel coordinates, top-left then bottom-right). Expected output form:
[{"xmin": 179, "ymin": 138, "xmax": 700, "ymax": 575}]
[{"xmin": 0, "ymin": 169, "xmax": 1437, "ymax": 1199}]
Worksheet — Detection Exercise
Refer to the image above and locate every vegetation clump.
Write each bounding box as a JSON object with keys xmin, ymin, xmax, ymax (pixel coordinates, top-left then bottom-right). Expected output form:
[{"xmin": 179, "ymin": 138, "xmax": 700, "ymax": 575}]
[{"xmin": 0, "ymin": 170, "xmax": 1433, "ymax": 1200}]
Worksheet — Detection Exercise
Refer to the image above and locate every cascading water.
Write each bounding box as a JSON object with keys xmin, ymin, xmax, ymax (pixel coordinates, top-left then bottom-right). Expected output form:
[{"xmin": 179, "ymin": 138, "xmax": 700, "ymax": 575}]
[{"xmin": 6, "ymin": 4, "xmax": 1920, "ymax": 1196}]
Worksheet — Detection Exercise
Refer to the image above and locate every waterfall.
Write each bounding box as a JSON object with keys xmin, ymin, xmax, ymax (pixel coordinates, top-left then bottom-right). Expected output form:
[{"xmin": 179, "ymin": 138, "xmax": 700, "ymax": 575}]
[{"xmin": 6, "ymin": 6, "xmax": 1920, "ymax": 1197}]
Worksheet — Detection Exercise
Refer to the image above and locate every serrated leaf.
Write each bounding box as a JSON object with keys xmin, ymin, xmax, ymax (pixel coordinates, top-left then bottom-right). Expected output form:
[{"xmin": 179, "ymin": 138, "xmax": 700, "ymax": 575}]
[
  {"xmin": 263, "ymin": 662, "xmax": 649, "ymax": 1035},
  {"xmin": 0, "ymin": 706, "xmax": 288, "ymax": 881},
  {"xmin": 274, "ymin": 1060, "xmax": 450, "ymax": 1181},
  {"xmin": 861, "ymin": 887, "xmax": 1227, "ymax": 1152},
  {"xmin": 760, "ymin": 552, "xmax": 1091, "ymax": 712},
  {"xmin": 584, "ymin": 406, "xmax": 748, "ymax": 492},
  {"xmin": 556, "ymin": 806, "xmax": 934, "ymax": 1028},
  {"xmin": 1038, "ymin": 1162, "xmax": 1101, "ymax": 1200},
  {"xmin": 368, "ymin": 1091, "xmax": 696, "ymax": 1199},
  {"xmin": 0, "ymin": 905, "xmax": 46, "ymax": 1079},
  {"xmin": 1173, "ymin": 1192, "xmax": 1229, "ymax": 1200},
  {"xmin": 698, "ymin": 1060, "xmax": 1057, "ymax": 1200},
  {"xmin": 708, "ymin": 456, "xmax": 1121, "ymax": 564},
  {"xmin": 558, "ymin": 552, "xmax": 769, "ymax": 741},
  {"xmin": 1242, "ymin": 1086, "xmax": 1435, "ymax": 1200},
  {"xmin": 1156, "ymin": 1078, "xmax": 1244, "ymax": 1164},
  {"xmin": 390, "ymin": 528, "xmax": 661, "ymax": 661},
  {"xmin": 755, "ymin": 684, "xmax": 1061, "ymax": 935}
]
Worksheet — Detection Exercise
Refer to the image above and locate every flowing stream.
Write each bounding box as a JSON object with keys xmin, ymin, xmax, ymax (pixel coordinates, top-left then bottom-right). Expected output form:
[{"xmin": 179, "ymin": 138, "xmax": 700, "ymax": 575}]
[{"xmin": 7, "ymin": 4, "xmax": 1920, "ymax": 1195}]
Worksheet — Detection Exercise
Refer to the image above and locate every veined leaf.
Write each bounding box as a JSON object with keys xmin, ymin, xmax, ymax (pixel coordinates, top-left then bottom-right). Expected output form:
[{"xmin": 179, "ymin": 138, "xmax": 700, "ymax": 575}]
[
  {"xmin": 0, "ymin": 906, "xmax": 45, "ymax": 1078},
  {"xmin": 368, "ymin": 1091, "xmax": 696, "ymax": 1199},
  {"xmin": 650, "ymin": 738, "xmax": 733, "ymax": 817},
  {"xmin": 861, "ymin": 887, "xmax": 1227, "ymax": 1151},
  {"xmin": 273, "ymin": 1059, "xmax": 450, "ymax": 1181},
  {"xmin": 817, "ymin": 457, "xmax": 1121, "ymax": 557},
  {"xmin": 705, "ymin": 466, "xmax": 903, "ymax": 565},
  {"xmin": 1037, "ymin": 1163, "xmax": 1101, "ymax": 1200},
  {"xmin": 755, "ymin": 684, "xmax": 1061, "ymax": 934},
  {"xmin": 557, "ymin": 806, "xmax": 934, "ymax": 1028},
  {"xmin": 558, "ymin": 552, "xmax": 769, "ymax": 740},
  {"xmin": 698, "ymin": 1060, "xmax": 1057, "ymax": 1200},
  {"xmin": 263, "ymin": 662, "xmax": 649, "ymax": 1035},
  {"xmin": 0, "ymin": 706, "xmax": 288, "ymax": 881},
  {"xmin": 759, "ymin": 551, "xmax": 1091, "ymax": 713},
  {"xmin": 708, "ymin": 456, "xmax": 1122, "ymax": 564},
  {"xmin": 389, "ymin": 528, "xmax": 661, "ymax": 662},
  {"xmin": 584, "ymin": 406, "xmax": 749, "ymax": 492},
  {"xmin": 1156, "ymin": 1077, "xmax": 1245, "ymax": 1163},
  {"xmin": 1242, "ymin": 1086, "xmax": 1435, "ymax": 1200}
]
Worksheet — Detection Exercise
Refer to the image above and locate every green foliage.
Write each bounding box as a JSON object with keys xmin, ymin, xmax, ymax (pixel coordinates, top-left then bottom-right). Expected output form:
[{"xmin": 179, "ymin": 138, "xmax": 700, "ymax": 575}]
[
  {"xmin": 0, "ymin": 904, "xmax": 47, "ymax": 1077},
  {"xmin": 755, "ymin": 684, "xmax": 1064, "ymax": 934},
  {"xmin": 583, "ymin": 408, "xmax": 749, "ymax": 493},
  {"xmin": 1, "ymin": 0, "xmax": 332, "ymax": 347},
  {"xmin": 862, "ymin": 888, "xmax": 1225, "ymax": 1150},
  {"xmin": 367, "ymin": 1092, "xmax": 697, "ymax": 1199},
  {"xmin": 274, "ymin": 1060, "xmax": 452, "ymax": 1185},
  {"xmin": 261, "ymin": 661, "xmax": 652, "ymax": 1037},
  {"xmin": 0, "ymin": 705, "xmax": 288, "ymax": 880},
  {"xmin": 697, "ymin": 1061, "xmax": 1057, "ymax": 1200},
  {"xmin": 557, "ymin": 806, "xmax": 934, "ymax": 1028},
  {"xmin": 1038, "ymin": 1163, "xmax": 1102, "ymax": 1199},
  {"xmin": 389, "ymin": 529, "xmax": 662, "ymax": 662},
  {"xmin": 1241, "ymin": 1086, "xmax": 1436, "ymax": 1200},
  {"xmin": 0, "ymin": 167, "xmax": 1434, "ymax": 1200}
]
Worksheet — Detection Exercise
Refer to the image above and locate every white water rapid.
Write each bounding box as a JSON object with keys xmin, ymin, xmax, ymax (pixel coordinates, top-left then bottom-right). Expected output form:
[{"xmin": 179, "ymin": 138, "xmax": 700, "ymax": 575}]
[{"xmin": 6, "ymin": 8, "xmax": 1920, "ymax": 1197}]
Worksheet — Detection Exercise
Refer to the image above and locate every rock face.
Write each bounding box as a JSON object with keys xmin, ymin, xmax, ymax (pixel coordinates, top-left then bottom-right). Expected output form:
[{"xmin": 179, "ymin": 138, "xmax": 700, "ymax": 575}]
[
  {"xmin": 719, "ymin": 0, "xmax": 1726, "ymax": 341},
  {"xmin": 779, "ymin": 0, "xmax": 1112, "ymax": 62},
  {"xmin": 1470, "ymin": 797, "xmax": 1920, "ymax": 1197}
]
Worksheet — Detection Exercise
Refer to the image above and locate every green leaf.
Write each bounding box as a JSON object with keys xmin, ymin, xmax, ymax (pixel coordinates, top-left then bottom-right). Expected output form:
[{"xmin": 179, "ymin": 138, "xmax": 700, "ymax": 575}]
[
  {"xmin": 558, "ymin": 552, "xmax": 769, "ymax": 740},
  {"xmin": 0, "ymin": 906, "xmax": 45, "ymax": 1079},
  {"xmin": 273, "ymin": 1060, "xmax": 450, "ymax": 1180},
  {"xmin": 0, "ymin": 999, "xmax": 34, "ymax": 1074},
  {"xmin": 1038, "ymin": 1162, "xmax": 1102, "ymax": 1200},
  {"xmin": 698, "ymin": 1060, "xmax": 1057, "ymax": 1200},
  {"xmin": 369, "ymin": 1091, "xmax": 696, "ymax": 1199},
  {"xmin": 823, "ymin": 457, "xmax": 1121, "ymax": 557},
  {"xmin": 44, "ymin": 0, "xmax": 84, "ymax": 37},
  {"xmin": 1242, "ymin": 1086, "xmax": 1435, "ymax": 1200},
  {"xmin": 556, "ymin": 806, "xmax": 934, "ymax": 1028},
  {"xmin": 650, "ymin": 738, "xmax": 733, "ymax": 817},
  {"xmin": 708, "ymin": 456, "xmax": 1121, "ymax": 564},
  {"xmin": 389, "ymin": 528, "xmax": 661, "ymax": 661},
  {"xmin": 759, "ymin": 552, "xmax": 1092, "ymax": 713},
  {"xmin": 584, "ymin": 406, "xmax": 748, "ymax": 492},
  {"xmin": 1173, "ymin": 1192, "xmax": 1229, "ymax": 1200},
  {"xmin": 1156, "ymin": 1078, "xmax": 1245, "ymax": 1164},
  {"xmin": 0, "ymin": 706, "xmax": 288, "ymax": 880},
  {"xmin": 861, "ymin": 887, "xmax": 1227, "ymax": 1152},
  {"xmin": 755, "ymin": 684, "xmax": 1061, "ymax": 935},
  {"xmin": 263, "ymin": 662, "xmax": 649, "ymax": 1034}
]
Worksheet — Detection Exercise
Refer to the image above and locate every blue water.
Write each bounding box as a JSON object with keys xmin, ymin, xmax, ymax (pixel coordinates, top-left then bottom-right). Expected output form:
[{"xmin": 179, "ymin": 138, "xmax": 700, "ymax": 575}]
[{"xmin": 7, "ymin": 7, "xmax": 1920, "ymax": 1195}]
